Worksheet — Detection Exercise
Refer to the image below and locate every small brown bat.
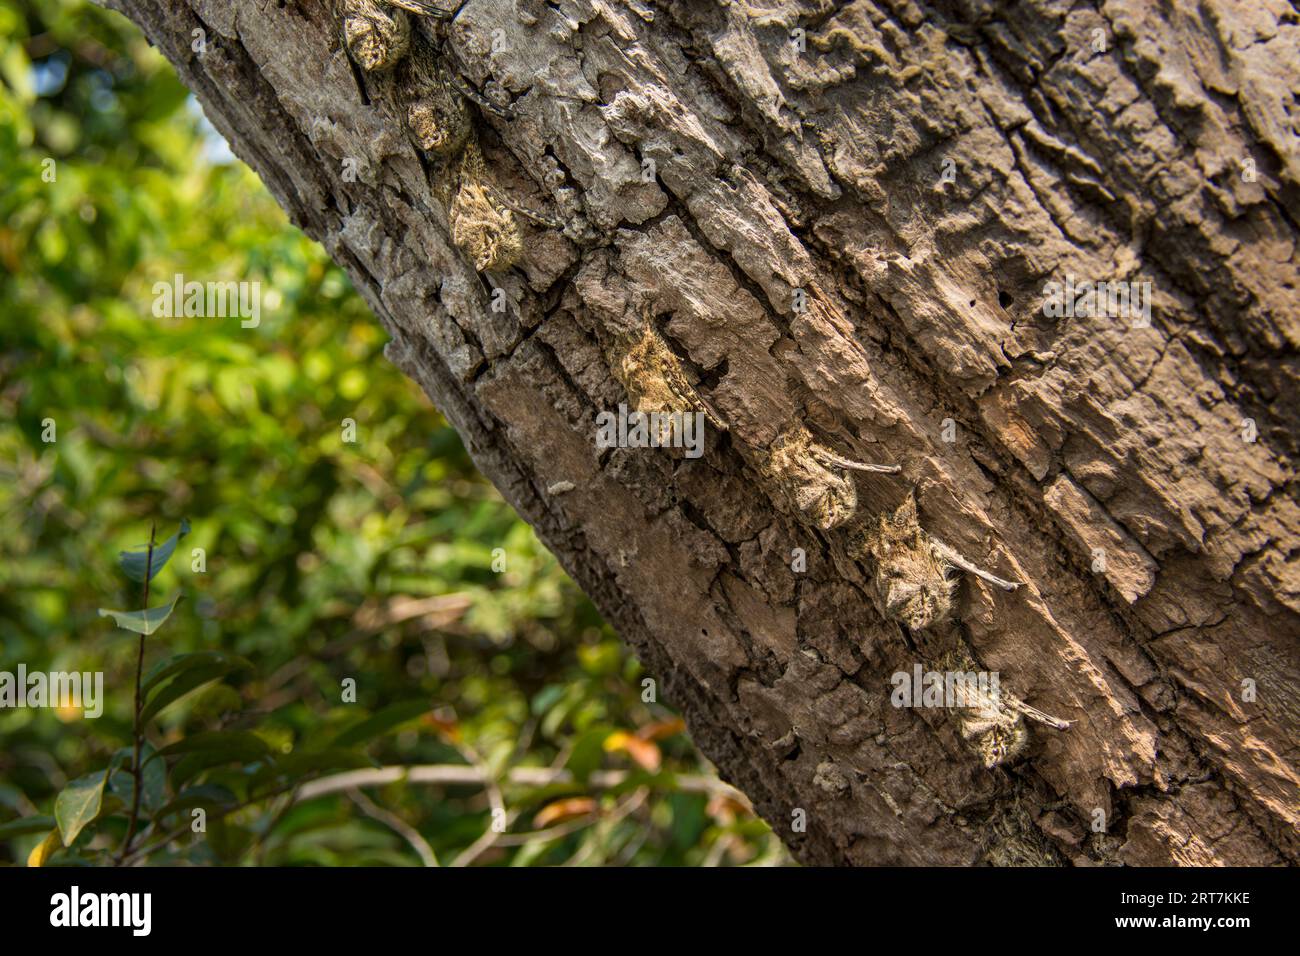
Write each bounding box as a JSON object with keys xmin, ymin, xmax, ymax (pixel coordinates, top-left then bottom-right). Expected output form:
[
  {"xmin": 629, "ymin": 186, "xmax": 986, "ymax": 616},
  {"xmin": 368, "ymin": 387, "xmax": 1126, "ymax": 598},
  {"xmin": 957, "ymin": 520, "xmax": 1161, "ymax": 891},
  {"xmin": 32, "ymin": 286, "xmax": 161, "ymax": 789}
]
[
  {"xmin": 339, "ymin": 0, "xmax": 416, "ymax": 73},
  {"xmin": 854, "ymin": 494, "xmax": 1022, "ymax": 631},
  {"xmin": 935, "ymin": 645, "xmax": 1070, "ymax": 768},
  {"xmin": 600, "ymin": 320, "xmax": 729, "ymax": 450},
  {"xmin": 449, "ymin": 142, "xmax": 522, "ymax": 272},
  {"xmin": 398, "ymin": 43, "xmax": 474, "ymax": 157},
  {"xmin": 762, "ymin": 423, "xmax": 901, "ymax": 531}
]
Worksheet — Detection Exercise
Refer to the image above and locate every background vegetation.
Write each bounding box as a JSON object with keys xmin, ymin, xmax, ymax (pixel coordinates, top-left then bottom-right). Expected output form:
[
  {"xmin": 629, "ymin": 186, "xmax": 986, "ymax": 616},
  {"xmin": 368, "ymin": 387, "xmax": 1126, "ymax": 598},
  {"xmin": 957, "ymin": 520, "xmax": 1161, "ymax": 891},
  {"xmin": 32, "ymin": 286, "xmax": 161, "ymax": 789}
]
[{"xmin": 0, "ymin": 0, "xmax": 785, "ymax": 866}]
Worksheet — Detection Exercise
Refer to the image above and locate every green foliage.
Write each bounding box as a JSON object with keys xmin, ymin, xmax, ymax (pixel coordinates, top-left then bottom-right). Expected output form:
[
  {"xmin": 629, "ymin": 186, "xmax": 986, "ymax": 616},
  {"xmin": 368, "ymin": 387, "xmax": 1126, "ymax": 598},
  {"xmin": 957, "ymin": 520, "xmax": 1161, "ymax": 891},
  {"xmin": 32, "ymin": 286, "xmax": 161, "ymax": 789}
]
[{"xmin": 0, "ymin": 0, "xmax": 788, "ymax": 866}]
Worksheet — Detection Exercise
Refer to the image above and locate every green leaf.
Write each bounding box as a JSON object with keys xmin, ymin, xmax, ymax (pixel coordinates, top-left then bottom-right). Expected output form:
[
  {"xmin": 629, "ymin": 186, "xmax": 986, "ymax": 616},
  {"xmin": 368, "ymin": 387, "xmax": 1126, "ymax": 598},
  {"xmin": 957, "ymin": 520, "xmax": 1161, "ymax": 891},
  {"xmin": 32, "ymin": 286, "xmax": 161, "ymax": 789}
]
[
  {"xmin": 97, "ymin": 593, "xmax": 182, "ymax": 635},
  {"xmin": 140, "ymin": 670, "xmax": 226, "ymax": 725},
  {"xmin": 108, "ymin": 744, "xmax": 166, "ymax": 813},
  {"xmin": 54, "ymin": 771, "xmax": 107, "ymax": 847},
  {"xmin": 530, "ymin": 683, "xmax": 567, "ymax": 717},
  {"xmin": 144, "ymin": 754, "xmax": 167, "ymax": 806},
  {"xmin": 154, "ymin": 731, "xmax": 272, "ymax": 762},
  {"xmin": 28, "ymin": 830, "xmax": 62, "ymax": 868},
  {"xmin": 207, "ymin": 817, "xmax": 254, "ymax": 864},
  {"xmin": 119, "ymin": 518, "xmax": 191, "ymax": 583},
  {"xmin": 142, "ymin": 651, "xmax": 251, "ymax": 698},
  {"xmin": 330, "ymin": 700, "xmax": 429, "ymax": 749},
  {"xmin": 157, "ymin": 732, "xmax": 274, "ymax": 790},
  {"xmin": 0, "ymin": 815, "xmax": 56, "ymax": 840},
  {"xmin": 152, "ymin": 785, "xmax": 235, "ymax": 823},
  {"xmin": 140, "ymin": 654, "xmax": 251, "ymax": 725},
  {"xmin": 564, "ymin": 724, "xmax": 614, "ymax": 784},
  {"xmin": 169, "ymin": 753, "xmax": 253, "ymax": 791},
  {"xmin": 668, "ymin": 791, "xmax": 707, "ymax": 851}
]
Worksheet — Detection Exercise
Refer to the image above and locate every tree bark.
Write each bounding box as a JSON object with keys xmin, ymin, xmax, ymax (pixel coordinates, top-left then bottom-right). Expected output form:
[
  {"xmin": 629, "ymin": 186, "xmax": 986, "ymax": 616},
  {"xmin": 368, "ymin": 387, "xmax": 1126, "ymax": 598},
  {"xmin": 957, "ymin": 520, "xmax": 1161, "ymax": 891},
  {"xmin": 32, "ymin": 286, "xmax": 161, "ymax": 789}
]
[{"xmin": 101, "ymin": 0, "xmax": 1299, "ymax": 865}]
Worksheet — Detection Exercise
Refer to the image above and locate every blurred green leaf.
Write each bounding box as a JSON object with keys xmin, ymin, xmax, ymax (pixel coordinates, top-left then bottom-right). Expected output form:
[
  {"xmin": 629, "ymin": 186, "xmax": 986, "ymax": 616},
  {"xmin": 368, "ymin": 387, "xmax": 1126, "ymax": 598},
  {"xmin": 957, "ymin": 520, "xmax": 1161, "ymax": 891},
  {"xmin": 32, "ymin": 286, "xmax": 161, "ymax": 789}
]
[
  {"xmin": 564, "ymin": 724, "xmax": 613, "ymax": 784},
  {"xmin": 141, "ymin": 650, "xmax": 251, "ymax": 697},
  {"xmin": 252, "ymin": 749, "xmax": 374, "ymax": 791},
  {"xmin": 155, "ymin": 731, "xmax": 271, "ymax": 763},
  {"xmin": 152, "ymin": 784, "xmax": 235, "ymax": 823},
  {"xmin": 161, "ymin": 732, "xmax": 275, "ymax": 790},
  {"xmin": 330, "ymin": 700, "xmax": 428, "ymax": 749},
  {"xmin": 530, "ymin": 684, "xmax": 566, "ymax": 717},
  {"xmin": 0, "ymin": 815, "xmax": 56, "ymax": 840},
  {"xmin": 141, "ymin": 655, "xmax": 251, "ymax": 724}
]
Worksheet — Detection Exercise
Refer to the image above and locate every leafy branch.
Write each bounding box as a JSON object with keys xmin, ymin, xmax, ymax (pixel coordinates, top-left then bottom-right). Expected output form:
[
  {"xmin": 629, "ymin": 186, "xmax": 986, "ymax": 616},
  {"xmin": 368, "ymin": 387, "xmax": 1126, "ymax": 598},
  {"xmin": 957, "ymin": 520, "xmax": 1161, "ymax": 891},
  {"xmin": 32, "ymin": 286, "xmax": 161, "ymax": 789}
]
[{"xmin": 119, "ymin": 521, "xmax": 153, "ymax": 863}]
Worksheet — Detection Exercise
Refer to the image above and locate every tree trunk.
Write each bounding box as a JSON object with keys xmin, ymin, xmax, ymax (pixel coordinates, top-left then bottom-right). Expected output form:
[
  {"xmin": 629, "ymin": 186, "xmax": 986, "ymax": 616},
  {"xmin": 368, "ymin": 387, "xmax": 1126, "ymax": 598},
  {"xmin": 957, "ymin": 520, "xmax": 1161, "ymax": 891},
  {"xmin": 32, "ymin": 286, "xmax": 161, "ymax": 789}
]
[{"xmin": 101, "ymin": 0, "xmax": 1299, "ymax": 866}]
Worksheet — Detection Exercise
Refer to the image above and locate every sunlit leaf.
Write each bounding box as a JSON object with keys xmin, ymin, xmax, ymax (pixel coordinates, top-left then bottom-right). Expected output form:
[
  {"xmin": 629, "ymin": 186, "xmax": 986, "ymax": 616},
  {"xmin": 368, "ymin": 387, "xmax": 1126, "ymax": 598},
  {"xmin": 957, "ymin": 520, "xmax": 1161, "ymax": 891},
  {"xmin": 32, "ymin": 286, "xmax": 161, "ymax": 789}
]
[
  {"xmin": 420, "ymin": 711, "xmax": 461, "ymax": 742},
  {"xmin": 97, "ymin": 593, "xmax": 182, "ymax": 635},
  {"xmin": 533, "ymin": 797, "xmax": 598, "ymax": 828},
  {"xmin": 604, "ymin": 731, "xmax": 662, "ymax": 772},
  {"xmin": 706, "ymin": 792, "xmax": 751, "ymax": 823},
  {"xmin": 530, "ymin": 801, "xmax": 595, "ymax": 832},
  {"xmin": 27, "ymin": 829, "xmax": 62, "ymax": 868},
  {"xmin": 639, "ymin": 718, "xmax": 686, "ymax": 742}
]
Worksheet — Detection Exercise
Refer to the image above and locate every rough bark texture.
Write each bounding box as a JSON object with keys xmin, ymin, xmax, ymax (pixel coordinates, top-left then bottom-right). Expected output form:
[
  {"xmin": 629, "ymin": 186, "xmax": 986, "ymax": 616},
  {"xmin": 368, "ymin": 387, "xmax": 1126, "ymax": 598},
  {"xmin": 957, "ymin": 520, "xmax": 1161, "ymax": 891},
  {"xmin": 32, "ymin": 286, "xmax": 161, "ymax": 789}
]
[{"xmin": 103, "ymin": 0, "xmax": 1299, "ymax": 865}]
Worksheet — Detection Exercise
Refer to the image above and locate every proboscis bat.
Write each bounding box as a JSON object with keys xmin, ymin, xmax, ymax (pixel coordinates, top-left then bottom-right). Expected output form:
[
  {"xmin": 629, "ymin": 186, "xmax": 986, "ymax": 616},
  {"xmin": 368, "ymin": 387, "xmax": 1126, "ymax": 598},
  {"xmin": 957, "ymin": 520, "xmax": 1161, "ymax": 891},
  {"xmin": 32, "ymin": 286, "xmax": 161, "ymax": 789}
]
[
  {"xmin": 398, "ymin": 43, "xmax": 473, "ymax": 157},
  {"xmin": 605, "ymin": 321, "xmax": 720, "ymax": 444},
  {"xmin": 763, "ymin": 423, "xmax": 900, "ymax": 531},
  {"xmin": 615, "ymin": 325, "xmax": 703, "ymax": 416},
  {"xmin": 449, "ymin": 142, "xmax": 522, "ymax": 271},
  {"xmin": 854, "ymin": 493, "xmax": 1021, "ymax": 630},
  {"xmin": 935, "ymin": 645, "xmax": 1070, "ymax": 769}
]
